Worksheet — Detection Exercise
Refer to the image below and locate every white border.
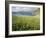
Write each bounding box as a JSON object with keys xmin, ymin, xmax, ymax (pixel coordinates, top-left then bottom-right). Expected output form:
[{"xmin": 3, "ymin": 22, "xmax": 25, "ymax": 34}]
[{"xmin": 9, "ymin": 4, "xmax": 43, "ymax": 35}]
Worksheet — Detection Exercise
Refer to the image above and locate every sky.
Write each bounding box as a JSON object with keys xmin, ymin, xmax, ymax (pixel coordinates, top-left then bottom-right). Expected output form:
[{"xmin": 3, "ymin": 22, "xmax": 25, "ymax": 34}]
[{"xmin": 12, "ymin": 6, "xmax": 38, "ymax": 16}]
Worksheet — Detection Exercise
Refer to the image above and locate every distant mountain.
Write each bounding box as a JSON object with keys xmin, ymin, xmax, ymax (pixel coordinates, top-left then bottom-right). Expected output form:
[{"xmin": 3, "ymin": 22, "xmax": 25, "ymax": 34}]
[{"xmin": 12, "ymin": 11, "xmax": 32, "ymax": 16}]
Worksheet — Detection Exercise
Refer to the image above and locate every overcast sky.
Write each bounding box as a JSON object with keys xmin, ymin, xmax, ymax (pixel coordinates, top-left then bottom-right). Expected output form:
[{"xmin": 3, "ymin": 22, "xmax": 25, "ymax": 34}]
[
  {"xmin": 12, "ymin": 6, "xmax": 38, "ymax": 16},
  {"xmin": 12, "ymin": 7, "xmax": 38, "ymax": 12}
]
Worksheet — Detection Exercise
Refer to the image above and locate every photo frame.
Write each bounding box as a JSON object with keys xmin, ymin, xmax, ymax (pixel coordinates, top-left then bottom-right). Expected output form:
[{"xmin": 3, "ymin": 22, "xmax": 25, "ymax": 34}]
[{"xmin": 5, "ymin": 1, "xmax": 45, "ymax": 37}]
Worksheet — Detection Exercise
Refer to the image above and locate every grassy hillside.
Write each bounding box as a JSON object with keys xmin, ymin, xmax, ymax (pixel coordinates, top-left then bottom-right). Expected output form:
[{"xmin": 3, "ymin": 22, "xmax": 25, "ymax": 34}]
[
  {"xmin": 12, "ymin": 16, "xmax": 40, "ymax": 31},
  {"xmin": 32, "ymin": 8, "xmax": 40, "ymax": 16}
]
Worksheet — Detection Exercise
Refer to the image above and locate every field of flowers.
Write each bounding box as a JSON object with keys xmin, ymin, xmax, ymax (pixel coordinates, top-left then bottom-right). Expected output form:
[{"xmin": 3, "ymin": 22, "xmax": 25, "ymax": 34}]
[{"xmin": 12, "ymin": 16, "xmax": 40, "ymax": 31}]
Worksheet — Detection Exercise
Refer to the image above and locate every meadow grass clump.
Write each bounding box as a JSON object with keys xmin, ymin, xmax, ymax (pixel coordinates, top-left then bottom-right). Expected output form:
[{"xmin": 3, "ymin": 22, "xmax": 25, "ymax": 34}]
[{"xmin": 12, "ymin": 16, "xmax": 40, "ymax": 31}]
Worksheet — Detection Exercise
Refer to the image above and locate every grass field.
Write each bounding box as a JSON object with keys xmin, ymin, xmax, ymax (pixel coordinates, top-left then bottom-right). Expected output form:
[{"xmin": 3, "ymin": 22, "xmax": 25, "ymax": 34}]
[{"xmin": 12, "ymin": 16, "xmax": 40, "ymax": 31}]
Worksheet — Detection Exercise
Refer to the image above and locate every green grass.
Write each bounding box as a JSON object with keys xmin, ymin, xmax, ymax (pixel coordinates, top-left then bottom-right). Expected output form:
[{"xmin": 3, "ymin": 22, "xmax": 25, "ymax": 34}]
[{"xmin": 12, "ymin": 16, "xmax": 40, "ymax": 31}]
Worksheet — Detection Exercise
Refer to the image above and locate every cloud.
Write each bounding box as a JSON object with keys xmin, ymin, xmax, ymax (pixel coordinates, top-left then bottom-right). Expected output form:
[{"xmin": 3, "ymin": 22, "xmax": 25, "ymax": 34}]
[
  {"xmin": 12, "ymin": 6, "xmax": 39, "ymax": 16},
  {"xmin": 12, "ymin": 7, "xmax": 38, "ymax": 12}
]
